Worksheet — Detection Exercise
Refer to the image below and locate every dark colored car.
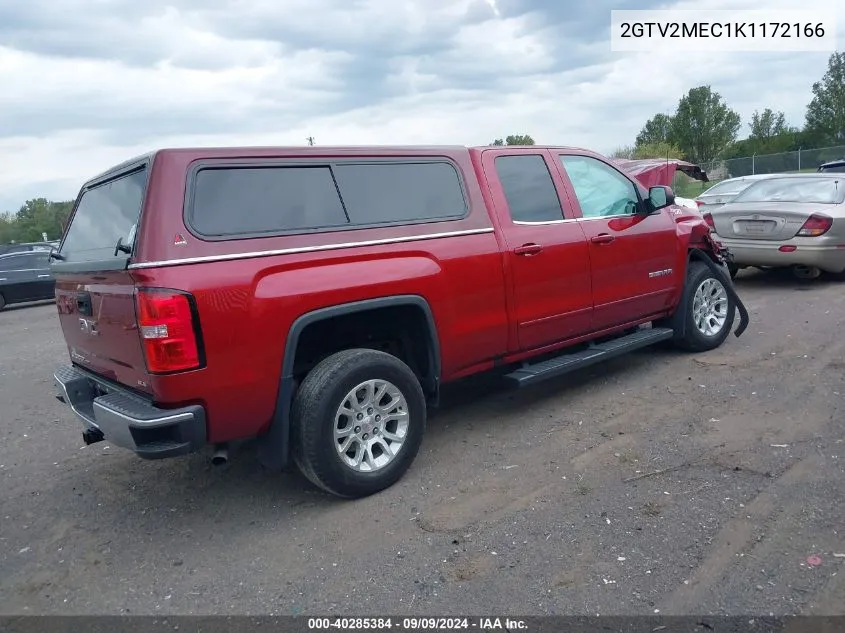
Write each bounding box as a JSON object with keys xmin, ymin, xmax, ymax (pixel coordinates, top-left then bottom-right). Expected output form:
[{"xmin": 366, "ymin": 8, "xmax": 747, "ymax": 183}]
[
  {"xmin": 817, "ymin": 159, "xmax": 845, "ymax": 173},
  {"xmin": 0, "ymin": 241, "xmax": 58, "ymax": 257},
  {"xmin": 0, "ymin": 250, "xmax": 56, "ymax": 311}
]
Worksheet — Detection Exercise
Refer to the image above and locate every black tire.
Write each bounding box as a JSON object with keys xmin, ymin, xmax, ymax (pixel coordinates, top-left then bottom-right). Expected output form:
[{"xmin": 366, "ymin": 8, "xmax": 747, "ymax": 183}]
[
  {"xmin": 291, "ymin": 348, "xmax": 426, "ymax": 498},
  {"xmin": 0, "ymin": 293, "xmax": 5, "ymax": 311},
  {"xmin": 674, "ymin": 260, "xmax": 736, "ymax": 352}
]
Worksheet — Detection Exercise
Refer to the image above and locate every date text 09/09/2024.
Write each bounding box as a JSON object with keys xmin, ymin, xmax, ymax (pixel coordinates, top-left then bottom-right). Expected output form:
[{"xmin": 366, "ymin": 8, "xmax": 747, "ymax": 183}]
[{"xmin": 307, "ymin": 617, "xmax": 528, "ymax": 630}]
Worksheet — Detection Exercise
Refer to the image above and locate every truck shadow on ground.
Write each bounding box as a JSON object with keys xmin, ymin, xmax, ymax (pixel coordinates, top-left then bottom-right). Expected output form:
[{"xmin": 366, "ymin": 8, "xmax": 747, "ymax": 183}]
[
  {"xmin": 49, "ymin": 345, "xmax": 663, "ymax": 521},
  {"xmin": 22, "ymin": 311, "xmax": 777, "ymax": 591}
]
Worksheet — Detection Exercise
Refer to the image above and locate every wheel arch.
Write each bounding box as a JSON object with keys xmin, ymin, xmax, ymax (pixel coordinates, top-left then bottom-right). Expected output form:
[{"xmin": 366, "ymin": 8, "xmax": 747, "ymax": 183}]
[{"xmin": 257, "ymin": 294, "xmax": 441, "ymax": 471}]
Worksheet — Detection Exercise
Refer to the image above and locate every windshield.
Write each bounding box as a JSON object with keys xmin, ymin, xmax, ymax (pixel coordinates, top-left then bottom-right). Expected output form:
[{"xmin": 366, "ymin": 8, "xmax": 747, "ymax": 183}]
[
  {"xmin": 732, "ymin": 177, "xmax": 844, "ymax": 204},
  {"xmin": 59, "ymin": 167, "xmax": 148, "ymax": 263},
  {"xmin": 701, "ymin": 179, "xmax": 758, "ymax": 197},
  {"xmin": 820, "ymin": 163, "xmax": 845, "ymax": 173}
]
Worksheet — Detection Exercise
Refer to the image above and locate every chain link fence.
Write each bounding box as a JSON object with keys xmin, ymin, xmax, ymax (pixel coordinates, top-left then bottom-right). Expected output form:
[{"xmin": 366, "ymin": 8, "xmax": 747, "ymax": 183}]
[
  {"xmin": 672, "ymin": 145, "xmax": 845, "ymax": 198},
  {"xmin": 700, "ymin": 145, "xmax": 845, "ymax": 181}
]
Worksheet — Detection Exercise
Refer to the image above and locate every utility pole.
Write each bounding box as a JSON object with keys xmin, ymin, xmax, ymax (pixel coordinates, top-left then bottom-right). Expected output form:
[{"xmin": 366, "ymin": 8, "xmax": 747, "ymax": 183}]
[{"xmin": 306, "ymin": 136, "xmax": 315, "ymax": 146}]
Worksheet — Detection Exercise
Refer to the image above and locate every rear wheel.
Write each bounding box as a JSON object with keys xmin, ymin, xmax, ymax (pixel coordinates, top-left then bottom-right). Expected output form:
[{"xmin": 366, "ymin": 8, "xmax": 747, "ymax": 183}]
[
  {"xmin": 674, "ymin": 261, "xmax": 736, "ymax": 352},
  {"xmin": 0, "ymin": 293, "xmax": 5, "ymax": 311},
  {"xmin": 291, "ymin": 348, "xmax": 426, "ymax": 498}
]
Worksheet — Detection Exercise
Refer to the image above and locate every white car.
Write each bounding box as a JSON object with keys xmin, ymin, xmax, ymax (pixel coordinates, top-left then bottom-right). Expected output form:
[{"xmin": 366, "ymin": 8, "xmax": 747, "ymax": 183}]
[
  {"xmin": 695, "ymin": 174, "xmax": 782, "ymax": 214},
  {"xmin": 674, "ymin": 196, "xmax": 700, "ymax": 211}
]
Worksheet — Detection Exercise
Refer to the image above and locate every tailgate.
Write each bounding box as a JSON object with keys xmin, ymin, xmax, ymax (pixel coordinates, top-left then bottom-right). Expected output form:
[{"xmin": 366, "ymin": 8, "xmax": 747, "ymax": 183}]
[
  {"xmin": 54, "ymin": 272, "xmax": 151, "ymax": 394},
  {"xmin": 51, "ymin": 161, "xmax": 152, "ymax": 394}
]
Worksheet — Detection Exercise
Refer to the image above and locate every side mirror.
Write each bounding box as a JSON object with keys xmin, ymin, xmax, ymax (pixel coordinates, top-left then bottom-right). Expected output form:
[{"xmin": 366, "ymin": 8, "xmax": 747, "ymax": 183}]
[{"xmin": 648, "ymin": 185, "xmax": 675, "ymax": 210}]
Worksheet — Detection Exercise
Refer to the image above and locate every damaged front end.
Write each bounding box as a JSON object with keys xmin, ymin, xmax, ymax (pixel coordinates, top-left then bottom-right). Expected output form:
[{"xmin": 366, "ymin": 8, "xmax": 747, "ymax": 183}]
[{"xmin": 702, "ymin": 231, "xmax": 734, "ymax": 269}]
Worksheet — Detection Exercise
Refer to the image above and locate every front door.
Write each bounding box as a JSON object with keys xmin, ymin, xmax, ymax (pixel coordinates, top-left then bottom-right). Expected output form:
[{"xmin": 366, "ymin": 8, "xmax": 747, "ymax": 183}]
[
  {"xmin": 482, "ymin": 150, "xmax": 593, "ymax": 352},
  {"xmin": 555, "ymin": 153, "xmax": 678, "ymax": 331}
]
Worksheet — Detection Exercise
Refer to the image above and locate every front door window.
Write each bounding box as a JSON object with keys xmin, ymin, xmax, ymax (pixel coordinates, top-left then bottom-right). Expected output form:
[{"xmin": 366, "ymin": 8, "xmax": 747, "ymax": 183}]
[{"xmin": 560, "ymin": 155, "xmax": 640, "ymax": 218}]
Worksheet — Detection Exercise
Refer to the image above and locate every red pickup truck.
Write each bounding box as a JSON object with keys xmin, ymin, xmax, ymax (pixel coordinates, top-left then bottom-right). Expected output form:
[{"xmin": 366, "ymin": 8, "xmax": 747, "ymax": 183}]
[{"xmin": 50, "ymin": 145, "xmax": 748, "ymax": 498}]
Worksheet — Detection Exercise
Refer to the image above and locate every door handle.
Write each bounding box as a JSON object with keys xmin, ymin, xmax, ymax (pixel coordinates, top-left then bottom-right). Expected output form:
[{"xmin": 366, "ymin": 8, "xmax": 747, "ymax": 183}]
[
  {"xmin": 590, "ymin": 234, "xmax": 615, "ymax": 245},
  {"xmin": 514, "ymin": 243, "xmax": 543, "ymax": 256},
  {"xmin": 38, "ymin": 274, "xmax": 51, "ymax": 278}
]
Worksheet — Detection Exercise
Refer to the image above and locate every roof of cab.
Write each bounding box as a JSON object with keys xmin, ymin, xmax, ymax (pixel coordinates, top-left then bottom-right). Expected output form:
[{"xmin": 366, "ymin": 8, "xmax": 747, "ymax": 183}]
[
  {"xmin": 83, "ymin": 143, "xmax": 599, "ymax": 186},
  {"xmin": 150, "ymin": 144, "xmax": 595, "ymax": 155}
]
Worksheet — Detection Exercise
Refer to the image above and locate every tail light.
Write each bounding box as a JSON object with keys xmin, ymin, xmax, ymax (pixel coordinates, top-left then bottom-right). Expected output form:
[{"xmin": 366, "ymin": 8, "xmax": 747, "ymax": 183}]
[
  {"xmin": 695, "ymin": 200, "xmax": 703, "ymax": 207},
  {"xmin": 797, "ymin": 213, "xmax": 833, "ymax": 237},
  {"xmin": 702, "ymin": 212, "xmax": 715, "ymax": 230},
  {"xmin": 135, "ymin": 289, "xmax": 204, "ymax": 374}
]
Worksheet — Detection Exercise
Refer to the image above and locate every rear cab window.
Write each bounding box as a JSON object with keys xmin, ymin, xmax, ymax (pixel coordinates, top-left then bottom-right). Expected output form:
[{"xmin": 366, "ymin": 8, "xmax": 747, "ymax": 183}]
[
  {"xmin": 55, "ymin": 164, "xmax": 149, "ymax": 270},
  {"xmin": 186, "ymin": 159, "xmax": 468, "ymax": 239}
]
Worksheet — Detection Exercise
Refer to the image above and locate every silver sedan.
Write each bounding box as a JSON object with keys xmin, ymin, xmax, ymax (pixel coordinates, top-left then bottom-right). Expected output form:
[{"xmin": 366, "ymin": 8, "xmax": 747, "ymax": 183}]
[
  {"xmin": 703, "ymin": 173, "xmax": 845, "ymax": 279},
  {"xmin": 695, "ymin": 173, "xmax": 780, "ymax": 214}
]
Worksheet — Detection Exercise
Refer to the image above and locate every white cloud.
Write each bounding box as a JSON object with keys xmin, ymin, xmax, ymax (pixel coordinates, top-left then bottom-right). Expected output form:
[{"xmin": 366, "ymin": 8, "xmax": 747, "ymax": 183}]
[{"xmin": 0, "ymin": 0, "xmax": 844, "ymax": 211}]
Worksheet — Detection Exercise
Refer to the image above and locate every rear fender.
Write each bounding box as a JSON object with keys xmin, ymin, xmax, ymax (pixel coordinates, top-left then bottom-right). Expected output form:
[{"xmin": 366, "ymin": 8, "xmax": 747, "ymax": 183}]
[{"xmin": 257, "ymin": 295, "xmax": 440, "ymax": 472}]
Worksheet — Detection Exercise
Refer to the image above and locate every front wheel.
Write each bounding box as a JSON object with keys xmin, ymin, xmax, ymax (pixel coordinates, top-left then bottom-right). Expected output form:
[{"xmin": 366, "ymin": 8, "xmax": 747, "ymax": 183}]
[
  {"xmin": 291, "ymin": 348, "xmax": 426, "ymax": 498},
  {"xmin": 674, "ymin": 261, "xmax": 736, "ymax": 352}
]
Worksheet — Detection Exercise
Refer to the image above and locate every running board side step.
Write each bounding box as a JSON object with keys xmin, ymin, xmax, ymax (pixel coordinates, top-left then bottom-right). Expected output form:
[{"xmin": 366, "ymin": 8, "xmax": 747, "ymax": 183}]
[{"xmin": 504, "ymin": 327, "xmax": 674, "ymax": 388}]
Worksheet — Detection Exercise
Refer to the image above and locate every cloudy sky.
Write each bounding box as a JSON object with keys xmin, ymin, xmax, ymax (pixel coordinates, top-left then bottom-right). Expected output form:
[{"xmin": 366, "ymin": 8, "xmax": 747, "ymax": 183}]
[{"xmin": 0, "ymin": 0, "xmax": 843, "ymax": 212}]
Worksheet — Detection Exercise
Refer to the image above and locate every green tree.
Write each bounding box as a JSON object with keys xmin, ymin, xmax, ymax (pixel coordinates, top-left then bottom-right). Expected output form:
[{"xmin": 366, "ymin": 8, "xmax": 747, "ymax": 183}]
[
  {"xmin": 635, "ymin": 113, "xmax": 674, "ymax": 147},
  {"xmin": 749, "ymin": 108, "xmax": 788, "ymax": 141},
  {"xmin": 737, "ymin": 108, "xmax": 800, "ymax": 156},
  {"xmin": 804, "ymin": 51, "xmax": 845, "ymax": 144},
  {"xmin": 491, "ymin": 134, "xmax": 535, "ymax": 146},
  {"xmin": 0, "ymin": 198, "xmax": 73, "ymax": 244},
  {"xmin": 669, "ymin": 85, "xmax": 741, "ymax": 163},
  {"xmin": 0, "ymin": 212, "xmax": 14, "ymax": 244},
  {"xmin": 632, "ymin": 141, "xmax": 684, "ymax": 160},
  {"xmin": 610, "ymin": 145, "xmax": 636, "ymax": 159}
]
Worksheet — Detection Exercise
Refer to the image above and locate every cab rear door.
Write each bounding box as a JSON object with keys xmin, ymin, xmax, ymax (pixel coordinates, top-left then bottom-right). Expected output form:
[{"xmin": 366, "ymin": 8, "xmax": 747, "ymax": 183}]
[{"xmin": 480, "ymin": 149, "xmax": 593, "ymax": 351}]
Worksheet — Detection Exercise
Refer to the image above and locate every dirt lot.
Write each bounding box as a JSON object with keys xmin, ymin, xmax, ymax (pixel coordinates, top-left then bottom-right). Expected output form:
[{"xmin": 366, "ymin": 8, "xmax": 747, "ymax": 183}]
[{"xmin": 1, "ymin": 270, "xmax": 843, "ymax": 616}]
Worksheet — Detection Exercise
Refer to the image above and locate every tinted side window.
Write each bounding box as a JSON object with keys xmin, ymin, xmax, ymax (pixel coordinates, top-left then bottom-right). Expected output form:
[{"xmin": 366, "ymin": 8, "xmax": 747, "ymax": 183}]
[
  {"xmin": 333, "ymin": 162, "xmax": 466, "ymax": 224},
  {"xmin": 0, "ymin": 253, "xmax": 45, "ymax": 270},
  {"xmin": 0, "ymin": 255, "xmax": 24, "ymax": 271},
  {"xmin": 190, "ymin": 167, "xmax": 349, "ymax": 236},
  {"xmin": 560, "ymin": 155, "xmax": 641, "ymax": 218},
  {"xmin": 494, "ymin": 155, "xmax": 565, "ymax": 223},
  {"xmin": 27, "ymin": 252, "xmax": 50, "ymax": 267}
]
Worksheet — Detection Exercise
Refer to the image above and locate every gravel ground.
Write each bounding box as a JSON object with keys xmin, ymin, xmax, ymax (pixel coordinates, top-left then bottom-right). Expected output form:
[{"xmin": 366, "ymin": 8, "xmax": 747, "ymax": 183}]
[{"xmin": 1, "ymin": 269, "xmax": 843, "ymax": 616}]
